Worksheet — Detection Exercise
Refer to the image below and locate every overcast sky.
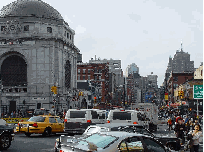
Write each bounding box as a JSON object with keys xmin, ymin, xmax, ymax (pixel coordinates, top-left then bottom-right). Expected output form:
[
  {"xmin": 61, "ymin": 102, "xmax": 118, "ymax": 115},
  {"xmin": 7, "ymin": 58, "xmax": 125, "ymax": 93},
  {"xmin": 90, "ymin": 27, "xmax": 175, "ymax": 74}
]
[{"xmin": 0, "ymin": 0, "xmax": 203, "ymax": 87}]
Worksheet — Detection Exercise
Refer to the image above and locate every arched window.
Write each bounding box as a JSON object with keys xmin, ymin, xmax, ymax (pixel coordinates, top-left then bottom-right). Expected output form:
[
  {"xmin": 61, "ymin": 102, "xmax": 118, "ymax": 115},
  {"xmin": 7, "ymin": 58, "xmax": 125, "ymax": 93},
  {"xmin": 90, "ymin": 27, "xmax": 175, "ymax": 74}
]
[
  {"xmin": 1, "ymin": 55, "xmax": 27, "ymax": 86},
  {"xmin": 65, "ymin": 60, "xmax": 71, "ymax": 89}
]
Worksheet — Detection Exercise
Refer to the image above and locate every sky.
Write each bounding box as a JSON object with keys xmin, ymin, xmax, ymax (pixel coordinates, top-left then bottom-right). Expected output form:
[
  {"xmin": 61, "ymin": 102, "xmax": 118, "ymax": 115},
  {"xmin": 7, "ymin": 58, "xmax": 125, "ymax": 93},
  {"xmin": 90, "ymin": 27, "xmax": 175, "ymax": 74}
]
[{"xmin": 0, "ymin": 0, "xmax": 203, "ymax": 87}]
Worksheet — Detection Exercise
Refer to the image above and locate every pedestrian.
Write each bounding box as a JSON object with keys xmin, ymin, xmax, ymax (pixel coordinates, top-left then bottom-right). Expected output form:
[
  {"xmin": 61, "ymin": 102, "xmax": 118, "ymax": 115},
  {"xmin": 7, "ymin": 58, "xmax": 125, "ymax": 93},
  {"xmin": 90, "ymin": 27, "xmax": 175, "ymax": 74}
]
[
  {"xmin": 174, "ymin": 118, "xmax": 187, "ymax": 145},
  {"xmin": 175, "ymin": 115, "xmax": 182, "ymax": 124},
  {"xmin": 13, "ymin": 111, "xmax": 16, "ymax": 118},
  {"xmin": 11, "ymin": 111, "xmax": 13, "ymax": 118},
  {"xmin": 167, "ymin": 117, "xmax": 173, "ymax": 131},
  {"xmin": 185, "ymin": 115, "xmax": 189, "ymax": 124},
  {"xmin": 194, "ymin": 119, "xmax": 200, "ymax": 126},
  {"xmin": 188, "ymin": 124, "xmax": 203, "ymax": 152}
]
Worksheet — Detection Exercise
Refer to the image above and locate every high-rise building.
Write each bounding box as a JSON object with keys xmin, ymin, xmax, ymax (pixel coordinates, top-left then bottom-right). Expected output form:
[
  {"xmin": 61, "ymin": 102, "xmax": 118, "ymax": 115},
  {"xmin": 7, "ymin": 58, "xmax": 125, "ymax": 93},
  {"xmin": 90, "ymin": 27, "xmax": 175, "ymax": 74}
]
[
  {"xmin": 89, "ymin": 57, "xmax": 124, "ymax": 91},
  {"xmin": 126, "ymin": 63, "xmax": 139, "ymax": 77},
  {"xmin": 164, "ymin": 43, "xmax": 194, "ymax": 91}
]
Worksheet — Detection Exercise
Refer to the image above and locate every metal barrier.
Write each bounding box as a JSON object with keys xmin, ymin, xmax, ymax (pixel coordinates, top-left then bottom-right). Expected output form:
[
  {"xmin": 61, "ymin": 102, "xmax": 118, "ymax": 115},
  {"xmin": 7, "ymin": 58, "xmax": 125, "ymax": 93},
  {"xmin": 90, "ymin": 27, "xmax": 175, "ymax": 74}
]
[{"xmin": 2, "ymin": 118, "xmax": 29, "ymax": 124}]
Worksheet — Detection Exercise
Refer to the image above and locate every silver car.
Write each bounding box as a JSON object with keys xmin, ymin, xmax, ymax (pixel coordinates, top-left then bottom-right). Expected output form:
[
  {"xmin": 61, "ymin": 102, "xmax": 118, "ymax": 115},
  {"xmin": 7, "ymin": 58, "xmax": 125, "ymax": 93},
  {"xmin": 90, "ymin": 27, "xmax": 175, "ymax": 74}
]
[{"xmin": 57, "ymin": 131, "xmax": 170, "ymax": 152}]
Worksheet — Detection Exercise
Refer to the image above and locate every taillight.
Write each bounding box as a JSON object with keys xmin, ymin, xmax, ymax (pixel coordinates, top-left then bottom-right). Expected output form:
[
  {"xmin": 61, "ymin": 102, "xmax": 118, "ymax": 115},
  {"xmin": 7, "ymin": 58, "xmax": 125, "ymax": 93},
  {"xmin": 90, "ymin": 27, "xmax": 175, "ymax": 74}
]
[
  {"xmin": 59, "ymin": 150, "xmax": 64, "ymax": 152},
  {"xmin": 133, "ymin": 122, "xmax": 138, "ymax": 124},
  {"xmin": 87, "ymin": 120, "xmax": 92, "ymax": 123},
  {"xmin": 64, "ymin": 119, "xmax": 67, "ymax": 123},
  {"xmin": 107, "ymin": 120, "xmax": 110, "ymax": 123},
  {"xmin": 18, "ymin": 123, "xmax": 20, "ymax": 126},
  {"xmin": 33, "ymin": 123, "xmax": 38, "ymax": 127}
]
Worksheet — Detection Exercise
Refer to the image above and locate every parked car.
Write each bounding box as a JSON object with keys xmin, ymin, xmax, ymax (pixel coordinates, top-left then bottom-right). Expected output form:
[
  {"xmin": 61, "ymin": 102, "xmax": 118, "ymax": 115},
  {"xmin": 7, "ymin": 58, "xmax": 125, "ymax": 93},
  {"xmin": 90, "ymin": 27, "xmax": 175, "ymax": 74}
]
[
  {"xmin": 0, "ymin": 119, "xmax": 15, "ymax": 150},
  {"xmin": 56, "ymin": 131, "xmax": 170, "ymax": 152},
  {"xmin": 16, "ymin": 115, "xmax": 64, "ymax": 136}
]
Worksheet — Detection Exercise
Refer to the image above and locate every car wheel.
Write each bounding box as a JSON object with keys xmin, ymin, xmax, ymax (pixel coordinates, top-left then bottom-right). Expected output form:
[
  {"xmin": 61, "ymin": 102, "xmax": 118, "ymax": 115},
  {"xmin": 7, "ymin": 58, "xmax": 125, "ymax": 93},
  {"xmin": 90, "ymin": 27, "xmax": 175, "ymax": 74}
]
[
  {"xmin": 0, "ymin": 134, "xmax": 11, "ymax": 150},
  {"xmin": 43, "ymin": 128, "xmax": 51, "ymax": 136},
  {"xmin": 25, "ymin": 133, "xmax": 31, "ymax": 137},
  {"xmin": 167, "ymin": 143, "xmax": 174, "ymax": 150}
]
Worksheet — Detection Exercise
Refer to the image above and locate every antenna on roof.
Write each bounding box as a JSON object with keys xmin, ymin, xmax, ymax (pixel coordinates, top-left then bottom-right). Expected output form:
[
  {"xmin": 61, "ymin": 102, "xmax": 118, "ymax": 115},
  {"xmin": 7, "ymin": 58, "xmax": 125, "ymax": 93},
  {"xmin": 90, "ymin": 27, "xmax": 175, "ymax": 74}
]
[{"xmin": 181, "ymin": 39, "xmax": 183, "ymax": 52}]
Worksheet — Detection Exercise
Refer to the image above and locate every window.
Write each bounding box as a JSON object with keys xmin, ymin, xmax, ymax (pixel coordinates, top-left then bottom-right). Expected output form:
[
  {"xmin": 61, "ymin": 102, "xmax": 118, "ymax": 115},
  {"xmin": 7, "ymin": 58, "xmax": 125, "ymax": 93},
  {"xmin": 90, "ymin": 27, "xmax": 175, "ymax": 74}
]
[
  {"xmin": 1, "ymin": 26, "xmax": 5, "ymax": 31},
  {"xmin": 91, "ymin": 111, "xmax": 98, "ymax": 119},
  {"xmin": 28, "ymin": 116, "xmax": 45, "ymax": 122},
  {"xmin": 88, "ymin": 69, "xmax": 91, "ymax": 74},
  {"xmin": 94, "ymin": 76, "xmax": 97, "ymax": 80},
  {"xmin": 78, "ymin": 134, "xmax": 117, "ymax": 149},
  {"xmin": 143, "ymin": 138, "xmax": 165, "ymax": 152},
  {"xmin": 49, "ymin": 117, "xmax": 57, "ymax": 123},
  {"xmin": 64, "ymin": 31, "xmax": 66, "ymax": 37},
  {"xmin": 119, "ymin": 137, "xmax": 144, "ymax": 151},
  {"xmin": 78, "ymin": 69, "xmax": 80, "ymax": 74},
  {"xmin": 24, "ymin": 25, "xmax": 29, "ymax": 31},
  {"xmin": 113, "ymin": 112, "xmax": 131, "ymax": 120},
  {"xmin": 201, "ymin": 70, "xmax": 203, "ymax": 76},
  {"xmin": 67, "ymin": 32, "xmax": 69, "ymax": 38},
  {"xmin": 47, "ymin": 27, "xmax": 52, "ymax": 33},
  {"xmin": 70, "ymin": 111, "xmax": 86, "ymax": 118},
  {"xmin": 83, "ymin": 75, "xmax": 85, "ymax": 80},
  {"xmin": 78, "ymin": 75, "xmax": 80, "ymax": 80},
  {"xmin": 83, "ymin": 69, "xmax": 86, "ymax": 74},
  {"xmin": 99, "ymin": 76, "xmax": 101, "ymax": 80},
  {"xmin": 56, "ymin": 118, "xmax": 64, "ymax": 123},
  {"xmin": 70, "ymin": 35, "xmax": 72, "ymax": 40},
  {"xmin": 88, "ymin": 75, "xmax": 90, "ymax": 80}
]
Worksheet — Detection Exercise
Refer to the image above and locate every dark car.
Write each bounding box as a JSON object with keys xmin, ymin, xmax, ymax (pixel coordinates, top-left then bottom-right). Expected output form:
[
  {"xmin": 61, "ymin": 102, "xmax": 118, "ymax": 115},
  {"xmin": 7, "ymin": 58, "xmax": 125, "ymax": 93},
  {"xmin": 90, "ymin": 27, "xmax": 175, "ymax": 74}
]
[
  {"xmin": 0, "ymin": 120, "xmax": 15, "ymax": 150},
  {"xmin": 119, "ymin": 124, "xmax": 181, "ymax": 151}
]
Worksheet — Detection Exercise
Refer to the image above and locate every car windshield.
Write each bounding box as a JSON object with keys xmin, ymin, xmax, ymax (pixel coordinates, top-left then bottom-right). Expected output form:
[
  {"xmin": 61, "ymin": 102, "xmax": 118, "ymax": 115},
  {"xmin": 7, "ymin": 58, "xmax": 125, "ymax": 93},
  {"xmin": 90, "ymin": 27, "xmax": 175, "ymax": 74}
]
[
  {"xmin": 113, "ymin": 112, "xmax": 131, "ymax": 120},
  {"xmin": 28, "ymin": 116, "xmax": 45, "ymax": 122},
  {"xmin": 77, "ymin": 134, "xmax": 117, "ymax": 149}
]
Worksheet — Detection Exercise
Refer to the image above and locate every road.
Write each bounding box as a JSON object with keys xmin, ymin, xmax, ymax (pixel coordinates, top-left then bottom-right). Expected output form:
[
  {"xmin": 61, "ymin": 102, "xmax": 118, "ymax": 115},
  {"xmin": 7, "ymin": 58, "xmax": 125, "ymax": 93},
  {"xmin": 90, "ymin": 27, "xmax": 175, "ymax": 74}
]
[{"xmin": 2, "ymin": 123, "xmax": 203, "ymax": 152}]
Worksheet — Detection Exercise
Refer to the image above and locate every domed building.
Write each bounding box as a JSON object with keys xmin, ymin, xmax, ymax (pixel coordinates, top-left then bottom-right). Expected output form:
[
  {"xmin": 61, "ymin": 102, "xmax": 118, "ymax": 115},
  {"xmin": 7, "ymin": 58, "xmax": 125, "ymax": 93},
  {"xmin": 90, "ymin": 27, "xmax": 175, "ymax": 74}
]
[{"xmin": 0, "ymin": 0, "xmax": 80, "ymax": 114}]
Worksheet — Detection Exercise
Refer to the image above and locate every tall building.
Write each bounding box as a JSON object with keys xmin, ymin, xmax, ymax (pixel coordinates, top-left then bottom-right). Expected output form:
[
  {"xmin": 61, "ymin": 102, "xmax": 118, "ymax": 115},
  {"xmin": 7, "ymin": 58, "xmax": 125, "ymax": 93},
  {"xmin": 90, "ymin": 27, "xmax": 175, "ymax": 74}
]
[
  {"xmin": 164, "ymin": 43, "xmax": 194, "ymax": 91},
  {"xmin": 126, "ymin": 63, "xmax": 139, "ymax": 77},
  {"xmin": 89, "ymin": 57, "xmax": 124, "ymax": 91},
  {"xmin": 0, "ymin": 0, "xmax": 79, "ymax": 113}
]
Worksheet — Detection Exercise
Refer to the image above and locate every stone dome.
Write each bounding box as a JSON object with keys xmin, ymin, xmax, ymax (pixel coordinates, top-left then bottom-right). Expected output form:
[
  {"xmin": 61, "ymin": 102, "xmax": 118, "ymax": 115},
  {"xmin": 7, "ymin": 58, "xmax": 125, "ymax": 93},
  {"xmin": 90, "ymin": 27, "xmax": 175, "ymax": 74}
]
[{"xmin": 0, "ymin": 0, "xmax": 63, "ymax": 20}]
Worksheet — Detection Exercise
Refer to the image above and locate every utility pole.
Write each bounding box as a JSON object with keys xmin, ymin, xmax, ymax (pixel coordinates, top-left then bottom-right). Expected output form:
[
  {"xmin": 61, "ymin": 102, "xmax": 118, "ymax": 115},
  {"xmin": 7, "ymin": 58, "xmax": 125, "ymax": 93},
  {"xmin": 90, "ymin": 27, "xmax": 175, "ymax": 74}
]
[{"xmin": 0, "ymin": 78, "xmax": 2, "ymax": 118}]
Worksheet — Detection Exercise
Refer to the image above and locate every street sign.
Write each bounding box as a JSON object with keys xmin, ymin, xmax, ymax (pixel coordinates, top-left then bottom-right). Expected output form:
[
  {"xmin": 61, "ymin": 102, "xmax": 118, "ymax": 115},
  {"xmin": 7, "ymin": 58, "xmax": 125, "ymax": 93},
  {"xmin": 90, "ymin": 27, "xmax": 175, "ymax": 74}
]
[{"xmin": 193, "ymin": 85, "xmax": 203, "ymax": 99}]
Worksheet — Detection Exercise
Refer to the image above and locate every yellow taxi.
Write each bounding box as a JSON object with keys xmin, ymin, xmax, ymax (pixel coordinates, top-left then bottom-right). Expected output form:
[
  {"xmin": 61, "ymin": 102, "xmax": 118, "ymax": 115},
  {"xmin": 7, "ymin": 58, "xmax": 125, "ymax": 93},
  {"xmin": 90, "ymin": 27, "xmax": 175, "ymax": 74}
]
[{"xmin": 16, "ymin": 115, "xmax": 64, "ymax": 137}]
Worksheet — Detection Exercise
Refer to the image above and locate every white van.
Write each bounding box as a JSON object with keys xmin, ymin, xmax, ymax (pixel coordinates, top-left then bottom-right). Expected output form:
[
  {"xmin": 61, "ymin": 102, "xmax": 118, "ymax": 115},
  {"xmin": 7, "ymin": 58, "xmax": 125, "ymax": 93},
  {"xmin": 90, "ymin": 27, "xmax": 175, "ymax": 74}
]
[
  {"xmin": 64, "ymin": 109, "xmax": 106, "ymax": 134},
  {"xmin": 107, "ymin": 110, "xmax": 140, "ymax": 124}
]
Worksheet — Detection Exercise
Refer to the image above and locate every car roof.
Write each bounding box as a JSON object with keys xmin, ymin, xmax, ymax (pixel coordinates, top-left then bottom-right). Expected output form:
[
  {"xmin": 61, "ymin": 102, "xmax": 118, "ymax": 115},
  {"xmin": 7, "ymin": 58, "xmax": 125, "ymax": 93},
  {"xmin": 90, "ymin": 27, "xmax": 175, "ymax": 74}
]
[
  {"xmin": 38, "ymin": 115, "xmax": 59, "ymax": 118},
  {"xmin": 89, "ymin": 123, "xmax": 135, "ymax": 128},
  {"xmin": 99, "ymin": 131, "xmax": 147, "ymax": 137}
]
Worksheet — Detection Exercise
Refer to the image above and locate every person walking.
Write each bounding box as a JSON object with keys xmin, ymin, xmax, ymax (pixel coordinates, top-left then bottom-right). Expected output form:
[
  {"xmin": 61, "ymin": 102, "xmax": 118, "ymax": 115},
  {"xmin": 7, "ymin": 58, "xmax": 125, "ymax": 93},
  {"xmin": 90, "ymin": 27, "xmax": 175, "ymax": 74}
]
[
  {"xmin": 188, "ymin": 124, "xmax": 203, "ymax": 152},
  {"xmin": 174, "ymin": 118, "xmax": 187, "ymax": 145},
  {"xmin": 11, "ymin": 111, "xmax": 13, "ymax": 118},
  {"xmin": 167, "ymin": 117, "xmax": 173, "ymax": 131}
]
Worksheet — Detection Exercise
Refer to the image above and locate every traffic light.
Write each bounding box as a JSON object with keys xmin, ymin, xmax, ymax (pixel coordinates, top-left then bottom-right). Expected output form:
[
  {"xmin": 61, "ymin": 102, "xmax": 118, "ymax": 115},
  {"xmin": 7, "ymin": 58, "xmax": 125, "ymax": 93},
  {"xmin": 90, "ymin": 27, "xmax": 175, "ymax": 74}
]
[
  {"xmin": 51, "ymin": 86, "xmax": 57, "ymax": 94},
  {"xmin": 181, "ymin": 91, "xmax": 184, "ymax": 97},
  {"xmin": 94, "ymin": 97, "xmax": 97, "ymax": 103},
  {"xmin": 51, "ymin": 86, "xmax": 55, "ymax": 92},
  {"xmin": 178, "ymin": 91, "xmax": 181, "ymax": 96}
]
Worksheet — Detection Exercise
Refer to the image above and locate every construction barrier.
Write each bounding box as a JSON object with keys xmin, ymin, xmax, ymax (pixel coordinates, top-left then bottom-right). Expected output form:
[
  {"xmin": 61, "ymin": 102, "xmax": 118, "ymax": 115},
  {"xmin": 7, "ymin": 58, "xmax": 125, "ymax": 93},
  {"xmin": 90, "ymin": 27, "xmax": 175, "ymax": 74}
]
[{"xmin": 2, "ymin": 118, "xmax": 30, "ymax": 124}]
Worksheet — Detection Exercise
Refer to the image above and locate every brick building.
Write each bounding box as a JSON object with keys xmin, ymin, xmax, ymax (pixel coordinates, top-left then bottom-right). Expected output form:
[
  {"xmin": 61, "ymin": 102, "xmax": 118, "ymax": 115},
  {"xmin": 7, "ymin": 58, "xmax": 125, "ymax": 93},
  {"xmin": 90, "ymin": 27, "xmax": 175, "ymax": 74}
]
[
  {"xmin": 77, "ymin": 63, "xmax": 109, "ymax": 103},
  {"xmin": 167, "ymin": 72, "xmax": 194, "ymax": 103}
]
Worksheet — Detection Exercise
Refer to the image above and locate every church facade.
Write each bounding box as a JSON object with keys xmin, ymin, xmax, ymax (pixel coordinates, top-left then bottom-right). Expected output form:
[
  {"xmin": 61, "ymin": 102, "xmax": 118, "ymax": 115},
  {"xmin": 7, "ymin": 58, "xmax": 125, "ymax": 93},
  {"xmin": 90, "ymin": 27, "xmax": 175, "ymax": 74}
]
[{"xmin": 0, "ymin": 0, "xmax": 79, "ymax": 114}]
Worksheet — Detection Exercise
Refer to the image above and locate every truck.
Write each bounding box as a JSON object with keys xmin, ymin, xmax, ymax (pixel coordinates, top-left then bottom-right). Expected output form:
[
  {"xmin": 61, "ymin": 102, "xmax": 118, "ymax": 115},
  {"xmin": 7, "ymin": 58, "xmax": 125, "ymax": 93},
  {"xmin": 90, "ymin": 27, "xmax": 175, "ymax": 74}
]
[{"xmin": 132, "ymin": 103, "xmax": 158, "ymax": 132}]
